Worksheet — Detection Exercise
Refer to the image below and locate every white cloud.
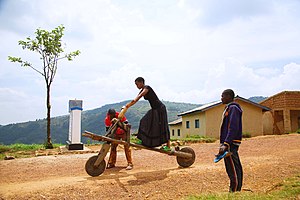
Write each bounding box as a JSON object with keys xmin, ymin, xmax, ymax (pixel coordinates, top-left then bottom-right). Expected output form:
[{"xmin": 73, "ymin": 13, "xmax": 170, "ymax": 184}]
[
  {"xmin": 0, "ymin": 0, "xmax": 300, "ymax": 124},
  {"xmin": 0, "ymin": 88, "xmax": 45, "ymax": 123}
]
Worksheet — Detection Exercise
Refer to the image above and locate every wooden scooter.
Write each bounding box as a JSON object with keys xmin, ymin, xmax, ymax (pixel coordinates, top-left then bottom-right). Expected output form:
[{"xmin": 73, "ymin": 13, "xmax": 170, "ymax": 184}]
[{"xmin": 83, "ymin": 108, "xmax": 196, "ymax": 177}]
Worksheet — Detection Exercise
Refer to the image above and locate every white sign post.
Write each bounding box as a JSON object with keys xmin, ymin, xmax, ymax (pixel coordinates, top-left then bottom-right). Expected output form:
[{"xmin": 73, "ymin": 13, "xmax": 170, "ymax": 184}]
[{"xmin": 67, "ymin": 100, "xmax": 84, "ymax": 150}]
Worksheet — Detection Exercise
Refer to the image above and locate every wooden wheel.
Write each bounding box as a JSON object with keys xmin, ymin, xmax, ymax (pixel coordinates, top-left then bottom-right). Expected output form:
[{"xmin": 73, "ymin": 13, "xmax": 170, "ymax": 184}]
[
  {"xmin": 85, "ymin": 155, "xmax": 106, "ymax": 177},
  {"xmin": 176, "ymin": 147, "xmax": 196, "ymax": 168}
]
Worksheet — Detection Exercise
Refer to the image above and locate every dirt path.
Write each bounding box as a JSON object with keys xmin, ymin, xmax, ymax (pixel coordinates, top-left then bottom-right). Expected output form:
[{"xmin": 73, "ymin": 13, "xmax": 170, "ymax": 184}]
[{"xmin": 0, "ymin": 134, "xmax": 300, "ymax": 200}]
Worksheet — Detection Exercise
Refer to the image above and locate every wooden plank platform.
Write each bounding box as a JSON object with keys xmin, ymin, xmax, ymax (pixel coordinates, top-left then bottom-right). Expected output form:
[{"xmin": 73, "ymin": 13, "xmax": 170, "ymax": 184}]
[{"xmin": 83, "ymin": 130, "xmax": 193, "ymax": 158}]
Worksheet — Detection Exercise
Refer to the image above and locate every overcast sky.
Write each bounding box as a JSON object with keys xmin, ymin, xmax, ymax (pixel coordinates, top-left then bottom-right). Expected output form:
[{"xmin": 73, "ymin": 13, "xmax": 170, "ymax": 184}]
[{"xmin": 0, "ymin": 0, "xmax": 300, "ymax": 125}]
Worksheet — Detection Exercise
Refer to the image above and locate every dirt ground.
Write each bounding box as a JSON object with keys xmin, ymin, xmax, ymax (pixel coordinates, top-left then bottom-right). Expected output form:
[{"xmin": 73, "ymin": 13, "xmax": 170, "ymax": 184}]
[{"xmin": 0, "ymin": 134, "xmax": 299, "ymax": 200}]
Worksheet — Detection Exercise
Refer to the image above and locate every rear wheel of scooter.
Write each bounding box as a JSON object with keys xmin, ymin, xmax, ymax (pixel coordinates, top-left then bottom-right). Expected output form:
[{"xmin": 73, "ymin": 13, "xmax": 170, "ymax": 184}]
[
  {"xmin": 85, "ymin": 155, "xmax": 106, "ymax": 177},
  {"xmin": 176, "ymin": 147, "xmax": 196, "ymax": 168}
]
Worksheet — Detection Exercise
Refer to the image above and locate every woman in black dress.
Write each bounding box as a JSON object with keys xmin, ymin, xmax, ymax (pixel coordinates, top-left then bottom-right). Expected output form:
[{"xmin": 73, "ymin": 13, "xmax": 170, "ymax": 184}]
[{"xmin": 124, "ymin": 77, "xmax": 170, "ymax": 148}]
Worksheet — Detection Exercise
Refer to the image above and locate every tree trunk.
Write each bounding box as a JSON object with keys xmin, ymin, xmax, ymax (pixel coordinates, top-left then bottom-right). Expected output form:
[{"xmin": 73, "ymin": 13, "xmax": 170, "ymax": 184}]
[{"xmin": 46, "ymin": 84, "xmax": 53, "ymax": 149}]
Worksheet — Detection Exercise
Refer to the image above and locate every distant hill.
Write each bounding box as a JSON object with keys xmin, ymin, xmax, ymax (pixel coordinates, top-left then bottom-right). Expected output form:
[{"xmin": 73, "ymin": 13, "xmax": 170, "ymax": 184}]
[
  {"xmin": 0, "ymin": 100, "xmax": 200, "ymax": 145},
  {"xmin": 0, "ymin": 97, "xmax": 268, "ymax": 145},
  {"xmin": 248, "ymin": 96, "xmax": 268, "ymax": 103}
]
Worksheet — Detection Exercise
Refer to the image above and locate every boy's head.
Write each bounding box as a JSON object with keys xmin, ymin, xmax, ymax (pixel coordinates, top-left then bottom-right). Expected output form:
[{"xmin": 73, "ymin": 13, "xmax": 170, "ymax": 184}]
[{"xmin": 107, "ymin": 108, "xmax": 116, "ymax": 119}]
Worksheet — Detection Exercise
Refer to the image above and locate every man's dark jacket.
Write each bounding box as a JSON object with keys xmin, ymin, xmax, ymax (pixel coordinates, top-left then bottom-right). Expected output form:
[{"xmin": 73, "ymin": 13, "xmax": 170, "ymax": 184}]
[{"xmin": 220, "ymin": 102, "xmax": 243, "ymax": 146}]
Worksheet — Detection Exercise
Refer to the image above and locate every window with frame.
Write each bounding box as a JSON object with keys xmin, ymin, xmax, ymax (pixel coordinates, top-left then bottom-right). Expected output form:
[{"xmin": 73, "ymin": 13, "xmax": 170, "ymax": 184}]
[
  {"xmin": 177, "ymin": 129, "xmax": 181, "ymax": 136},
  {"xmin": 195, "ymin": 119, "xmax": 200, "ymax": 128},
  {"xmin": 186, "ymin": 121, "xmax": 190, "ymax": 129},
  {"xmin": 172, "ymin": 129, "xmax": 175, "ymax": 136}
]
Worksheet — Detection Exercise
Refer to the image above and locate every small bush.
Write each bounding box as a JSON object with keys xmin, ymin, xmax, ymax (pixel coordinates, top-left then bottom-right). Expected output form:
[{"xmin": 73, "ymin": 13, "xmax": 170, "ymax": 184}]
[
  {"xmin": 242, "ymin": 132, "xmax": 251, "ymax": 138},
  {"xmin": 297, "ymin": 129, "xmax": 300, "ymax": 134},
  {"xmin": 0, "ymin": 145, "xmax": 10, "ymax": 154}
]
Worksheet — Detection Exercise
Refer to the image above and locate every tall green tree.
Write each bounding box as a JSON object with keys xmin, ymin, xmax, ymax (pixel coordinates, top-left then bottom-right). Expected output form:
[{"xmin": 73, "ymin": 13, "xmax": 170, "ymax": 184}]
[{"xmin": 8, "ymin": 25, "xmax": 80, "ymax": 148}]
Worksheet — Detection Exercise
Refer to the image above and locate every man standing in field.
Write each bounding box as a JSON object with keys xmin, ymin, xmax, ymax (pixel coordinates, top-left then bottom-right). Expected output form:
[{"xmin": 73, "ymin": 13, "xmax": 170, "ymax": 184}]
[{"xmin": 218, "ymin": 89, "xmax": 243, "ymax": 192}]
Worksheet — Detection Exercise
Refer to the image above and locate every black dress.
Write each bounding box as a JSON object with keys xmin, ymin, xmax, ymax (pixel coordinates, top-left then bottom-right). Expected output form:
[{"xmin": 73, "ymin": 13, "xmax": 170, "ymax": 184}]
[{"xmin": 137, "ymin": 85, "xmax": 170, "ymax": 147}]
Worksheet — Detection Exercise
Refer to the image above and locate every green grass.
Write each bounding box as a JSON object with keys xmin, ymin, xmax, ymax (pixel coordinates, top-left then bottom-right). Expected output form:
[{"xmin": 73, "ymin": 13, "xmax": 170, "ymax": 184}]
[
  {"xmin": 129, "ymin": 134, "xmax": 216, "ymax": 145},
  {"xmin": 0, "ymin": 143, "xmax": 62, "ymax": 160},
  {"xmin": 0, "ymin": 134, "xmax": 215, "ymax": 160},
  {"xmin": 186, "ymin": 174, "xmax": 300, "ymax": 200},
  {"xmin": 179, "ymin": 135, "xmax": 217, "ymax": 143}
]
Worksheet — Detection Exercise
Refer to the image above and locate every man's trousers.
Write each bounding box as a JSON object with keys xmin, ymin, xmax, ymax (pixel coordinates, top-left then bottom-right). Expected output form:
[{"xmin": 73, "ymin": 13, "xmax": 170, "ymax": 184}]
[
  {"xmin": 224, "ymin": 144, "xmax": 243, "ymax": 192},
  {"xmin": 108, "ymin": 133, "xmax": 132, "ymax": 165}
]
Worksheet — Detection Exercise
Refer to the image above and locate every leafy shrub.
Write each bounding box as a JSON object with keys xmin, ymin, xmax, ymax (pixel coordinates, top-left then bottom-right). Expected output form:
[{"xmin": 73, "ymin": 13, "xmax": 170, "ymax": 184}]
[
  {"xmin": 86, "ymin": 139, "xmax": 91, "ymax": 145},
  {"xmin": 242, "ymin": 132, "xmax": 251, "ymax": 138},
  {"xmin": 0, "ymin": 145, "xmax": 10, "ymax": 154}
]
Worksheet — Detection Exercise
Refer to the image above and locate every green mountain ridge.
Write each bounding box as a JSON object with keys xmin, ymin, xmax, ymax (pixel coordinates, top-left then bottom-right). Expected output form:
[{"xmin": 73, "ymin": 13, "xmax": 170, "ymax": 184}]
[
  {"xmin": 0, "ymin": 100, "xmax": 200, "ymax": 145},
  {"xmin": 248, "ymin": 96, "xmax": 267, "ymax": 103}
]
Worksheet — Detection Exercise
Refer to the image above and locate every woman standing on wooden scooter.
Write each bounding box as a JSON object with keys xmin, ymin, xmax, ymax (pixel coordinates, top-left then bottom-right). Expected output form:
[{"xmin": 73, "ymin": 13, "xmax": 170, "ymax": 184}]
[{"xmin": 122, "ymin": 77, "xmax": 171, "ymax": 149}]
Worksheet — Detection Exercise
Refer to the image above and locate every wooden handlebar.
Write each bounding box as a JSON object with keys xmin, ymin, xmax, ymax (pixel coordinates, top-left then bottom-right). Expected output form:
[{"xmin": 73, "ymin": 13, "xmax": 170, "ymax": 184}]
[{"xmin": 118, "ymin": 107, "xmax": 128, "ymax": 119}]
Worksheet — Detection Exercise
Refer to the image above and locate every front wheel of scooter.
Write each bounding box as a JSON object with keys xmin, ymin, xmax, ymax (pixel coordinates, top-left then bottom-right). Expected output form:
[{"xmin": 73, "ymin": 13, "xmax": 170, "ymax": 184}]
[{"xmin": 85, "ymin": 155, "xmax": 106, "ymax": 177}]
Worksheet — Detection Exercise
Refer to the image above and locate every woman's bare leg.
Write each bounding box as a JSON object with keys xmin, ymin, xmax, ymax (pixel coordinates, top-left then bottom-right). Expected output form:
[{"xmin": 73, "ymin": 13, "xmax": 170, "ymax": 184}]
[{"xmin": 167, "ymin": 140, "xmax": 171, "ymax": 148}]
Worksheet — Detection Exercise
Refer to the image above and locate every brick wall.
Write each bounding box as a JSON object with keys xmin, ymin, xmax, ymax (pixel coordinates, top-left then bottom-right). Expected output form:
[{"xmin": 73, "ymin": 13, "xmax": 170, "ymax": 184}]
[
  {"xmin": 285, "ymin": 92, "xmax": 300, "ymax": 108},
  {"xmin": 260, "ymin": 91, "xmax": 300, "ymax": 109}
]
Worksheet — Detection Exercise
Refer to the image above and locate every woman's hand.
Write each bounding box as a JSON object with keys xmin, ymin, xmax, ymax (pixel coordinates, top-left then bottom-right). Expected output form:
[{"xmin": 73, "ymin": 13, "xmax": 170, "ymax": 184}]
[
  {"xmin": 119, "ymin": 106, "xmax": 128, "ymax": 119},
  {"xmin": 124, "ymin": 86, "xmax": 149, "ymax": 109}
]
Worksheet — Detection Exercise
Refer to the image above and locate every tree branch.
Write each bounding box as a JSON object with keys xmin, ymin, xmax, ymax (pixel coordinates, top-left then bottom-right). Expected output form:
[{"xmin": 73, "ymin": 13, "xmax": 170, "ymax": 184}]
[{"xmin": 28, "ymin": 65, "xmax": 45, "ymax": 76}]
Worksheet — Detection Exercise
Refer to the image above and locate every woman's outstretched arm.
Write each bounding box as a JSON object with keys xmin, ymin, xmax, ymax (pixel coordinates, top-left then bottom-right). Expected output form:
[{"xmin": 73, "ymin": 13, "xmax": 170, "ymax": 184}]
[{"xmin": 125, "ymin": 87, "xmax": 149, "ymax": 108}]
